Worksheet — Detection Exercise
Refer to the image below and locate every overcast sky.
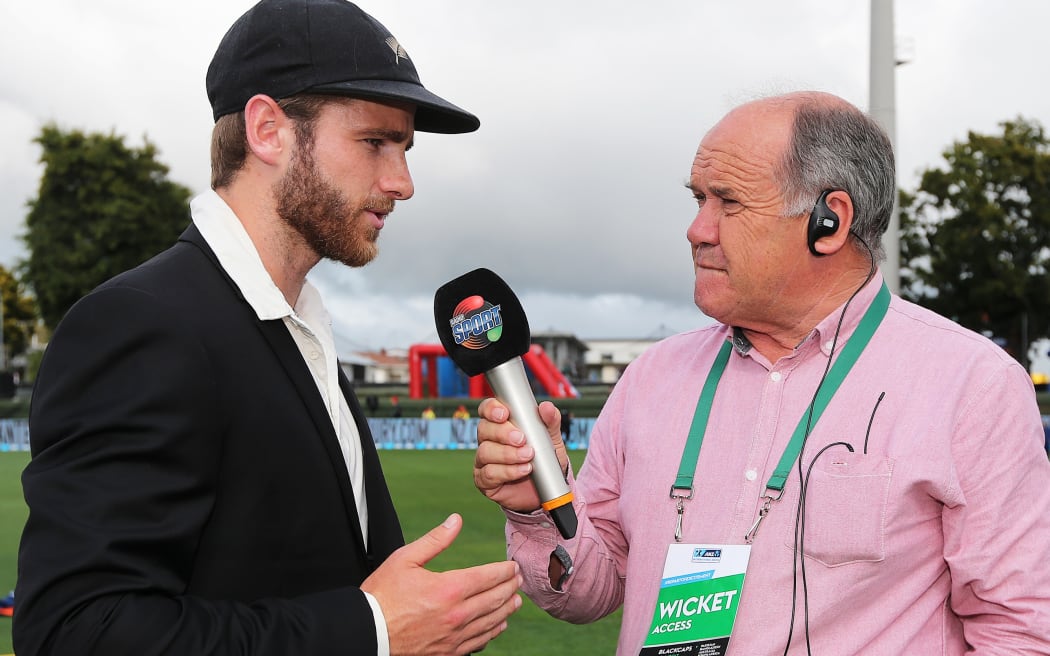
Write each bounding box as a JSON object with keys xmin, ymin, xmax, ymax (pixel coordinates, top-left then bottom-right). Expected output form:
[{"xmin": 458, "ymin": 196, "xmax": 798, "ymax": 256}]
[{"xmin": 2, "ymin": 1, "xmax": 1049, "ymax": 360}]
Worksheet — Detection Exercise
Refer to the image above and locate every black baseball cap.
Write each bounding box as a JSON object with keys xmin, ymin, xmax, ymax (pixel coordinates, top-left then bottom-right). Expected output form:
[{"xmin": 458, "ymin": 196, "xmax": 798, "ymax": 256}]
[{"xmin": 206, "ymin": 0, "xmax": 479, "ymax": 133}]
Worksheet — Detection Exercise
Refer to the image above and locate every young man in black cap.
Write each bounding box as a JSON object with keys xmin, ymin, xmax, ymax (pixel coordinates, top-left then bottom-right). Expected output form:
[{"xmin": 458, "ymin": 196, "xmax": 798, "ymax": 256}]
[{"xmin": 15, "ymin": 1, "xmax": 521, "ymax": 654}]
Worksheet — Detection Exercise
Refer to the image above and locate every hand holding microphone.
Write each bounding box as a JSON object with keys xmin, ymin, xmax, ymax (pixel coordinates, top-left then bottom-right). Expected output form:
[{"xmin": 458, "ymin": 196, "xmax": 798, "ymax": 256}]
[{"xmin": 434, "ymin": 268, "xmax": 578, "ymax": 539}]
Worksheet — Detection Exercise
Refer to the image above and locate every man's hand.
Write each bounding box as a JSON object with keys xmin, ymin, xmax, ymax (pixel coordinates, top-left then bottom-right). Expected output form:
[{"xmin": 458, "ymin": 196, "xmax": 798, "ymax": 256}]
[
  {"xmin": 362, "ymin": 513, "xmax": 522, "ymax": 656},
  {"xmin": 473, "ymin": 399, "xmax": 569, "ymax": 513}
]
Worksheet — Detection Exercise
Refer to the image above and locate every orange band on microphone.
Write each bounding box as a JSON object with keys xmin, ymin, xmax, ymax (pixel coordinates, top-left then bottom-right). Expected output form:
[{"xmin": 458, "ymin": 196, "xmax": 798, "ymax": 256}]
[{"xmin": 541, "ymin": 492, "xmax": 574, "ymax": 512}]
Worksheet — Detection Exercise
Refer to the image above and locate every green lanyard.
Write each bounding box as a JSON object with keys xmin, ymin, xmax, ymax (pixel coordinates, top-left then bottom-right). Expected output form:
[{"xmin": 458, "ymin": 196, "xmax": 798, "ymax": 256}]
[{"xmin": 669, "ymin": 282, "xmax": 891, "ymax": 543}]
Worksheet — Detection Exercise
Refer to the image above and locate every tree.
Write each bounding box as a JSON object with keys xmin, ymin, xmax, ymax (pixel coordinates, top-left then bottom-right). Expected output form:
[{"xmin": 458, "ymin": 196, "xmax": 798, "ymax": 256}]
[
  {"xmin": 20, "ymin": 125, "xmax": 192, "ymax": 330},
  {"xmin": 0, "ymin": 265, "xmax": 37, "ymax": 367},
  {"xmin": 899, "ymin": 117, "xmax": 1050, "ymax": 369}
]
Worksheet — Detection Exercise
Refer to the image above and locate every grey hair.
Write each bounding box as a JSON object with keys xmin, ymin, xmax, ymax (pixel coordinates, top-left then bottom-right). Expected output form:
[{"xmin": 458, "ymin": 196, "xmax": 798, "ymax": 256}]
[{"xmin": 776, "ymin": 97, "xmax": 895, "ymax": 262}]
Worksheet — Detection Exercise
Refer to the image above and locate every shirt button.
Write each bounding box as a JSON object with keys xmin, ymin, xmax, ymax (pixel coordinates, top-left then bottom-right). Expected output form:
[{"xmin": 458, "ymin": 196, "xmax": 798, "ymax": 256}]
[
  {"xmin": 770, "ymin": 371, "xmax": 782, "ymax": 382},
  {"xmin": 309, "ymin": 351, "xmax": 320, "ymax": 360},
  {"xmin": 824, "ymin": 340, "xmax": 835, "ymax": 351},
  {"xmin": 745, "ymin": 469, "xmax": 758, "ymax": 481},
  {"xmin": 540, "ymin": 522, "xmax": 552, "ymax": 529}
]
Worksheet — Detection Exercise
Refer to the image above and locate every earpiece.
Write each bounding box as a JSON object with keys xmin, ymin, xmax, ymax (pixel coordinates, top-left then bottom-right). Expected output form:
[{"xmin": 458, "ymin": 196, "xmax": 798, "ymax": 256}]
[{"xmin": 807, "ymin": 190, "xmax": 840, "ymax": 256}]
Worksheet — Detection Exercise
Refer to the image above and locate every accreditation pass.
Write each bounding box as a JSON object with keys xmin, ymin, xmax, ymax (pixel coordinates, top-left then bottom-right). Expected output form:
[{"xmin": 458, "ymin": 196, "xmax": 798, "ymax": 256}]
[{"xmin": 640, "ymin": 544, "xmax": 751, "ymax": 656}]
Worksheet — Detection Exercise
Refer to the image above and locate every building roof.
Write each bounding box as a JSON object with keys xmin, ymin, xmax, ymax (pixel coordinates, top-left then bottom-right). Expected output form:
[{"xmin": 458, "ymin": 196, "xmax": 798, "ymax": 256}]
[{"xmin": 344, "ymin": 349, "xmax": 408, "ymax": 367}]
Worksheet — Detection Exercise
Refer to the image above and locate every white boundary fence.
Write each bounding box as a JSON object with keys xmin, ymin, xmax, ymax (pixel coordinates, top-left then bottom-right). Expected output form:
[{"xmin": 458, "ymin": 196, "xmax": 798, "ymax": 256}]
[
  {"xmin": 366, "ymin": 417, "xmax": 597, "ymax": 450},
  {"xmin": 0, "ymin": 420, "xmax": 30, "ymax": 452}
]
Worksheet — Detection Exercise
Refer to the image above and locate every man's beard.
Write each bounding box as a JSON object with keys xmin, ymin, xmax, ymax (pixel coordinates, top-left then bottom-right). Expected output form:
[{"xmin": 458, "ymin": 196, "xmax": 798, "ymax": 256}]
[{"xmin": 274, "ymin": 145, "xmax": 394, "ymax": 267}]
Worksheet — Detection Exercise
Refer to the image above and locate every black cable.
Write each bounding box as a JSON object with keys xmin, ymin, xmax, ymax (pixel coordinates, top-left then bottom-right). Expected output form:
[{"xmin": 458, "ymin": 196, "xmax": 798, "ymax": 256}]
[
  {"xmin": 799, "ymin": 441, "xmax": 855, "ymax": 652},
  {"xmin": 863, "ymin": 392, "xmax": 886, "ymax": 454},
  {"xmin": 782, "ymin": 230, "xmax": 877, "ymax": 655}
]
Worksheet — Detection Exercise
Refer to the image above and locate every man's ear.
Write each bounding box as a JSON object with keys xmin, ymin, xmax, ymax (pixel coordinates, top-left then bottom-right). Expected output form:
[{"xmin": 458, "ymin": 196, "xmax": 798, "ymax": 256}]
[
  {"xmin": 243, "ymin": 94, "xmax": 290, "ymax": 168},
  {"xmin": 812, "ymin": 189, "xmax": 855, "ymax": 257}
]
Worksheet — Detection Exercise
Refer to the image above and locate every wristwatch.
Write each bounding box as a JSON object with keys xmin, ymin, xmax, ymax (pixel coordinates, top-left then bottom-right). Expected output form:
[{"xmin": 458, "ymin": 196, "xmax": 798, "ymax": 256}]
[{"xmin": 551, "ymin": 544, "xmax": 574, "ymax": 591}]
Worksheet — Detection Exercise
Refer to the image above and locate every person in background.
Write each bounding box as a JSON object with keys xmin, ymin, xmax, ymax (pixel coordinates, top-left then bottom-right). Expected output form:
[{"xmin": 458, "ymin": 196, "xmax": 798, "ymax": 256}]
[
  {"xmin": 473, "ymin": 91, "xmax": 1050, "ymax": 654},
  {"xmin": 559, "ymin": 410, "xmax": 573, "ymax": 444},
  {"xmin": 1044, "ymin": 416, "xmax": 1050, "ymax": 455},
  {"xmin": 15, "ymin": 1, "xmax": 521, "ymax": 654}
]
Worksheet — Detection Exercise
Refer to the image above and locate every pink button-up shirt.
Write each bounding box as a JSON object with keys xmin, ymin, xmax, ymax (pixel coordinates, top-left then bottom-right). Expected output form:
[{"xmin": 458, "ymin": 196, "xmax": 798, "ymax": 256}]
[{"xmin": 507, "ymin": 273, "xmax": 1050, "ymax": 655}]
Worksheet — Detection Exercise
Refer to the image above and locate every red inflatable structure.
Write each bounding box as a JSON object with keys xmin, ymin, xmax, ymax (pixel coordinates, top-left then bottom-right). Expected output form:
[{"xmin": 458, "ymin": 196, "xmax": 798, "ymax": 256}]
[{"xmin": 408, "ymin": 343, "xmax": 579, "ymax": 400}]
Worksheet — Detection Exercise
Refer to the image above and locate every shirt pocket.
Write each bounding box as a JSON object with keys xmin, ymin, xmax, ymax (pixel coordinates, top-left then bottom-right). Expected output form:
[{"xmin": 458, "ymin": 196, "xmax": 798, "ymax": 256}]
[{"xmin": 782, "ymin": 452, "xmax": 894, "ymax": 567}]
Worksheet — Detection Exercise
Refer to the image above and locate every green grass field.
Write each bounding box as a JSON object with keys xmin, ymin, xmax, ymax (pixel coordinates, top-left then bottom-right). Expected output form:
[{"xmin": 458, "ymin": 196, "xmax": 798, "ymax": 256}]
[
  {"xmin": 0, "ymin": 450, "xmax": 621, "ymax": 655},
  {"xmin": 379, "ymin": 450, "xmax": 622, "ymax": 655},
  {"xmin": 0, "ymin": 453, "xmax": 27, "ymax": 655}
]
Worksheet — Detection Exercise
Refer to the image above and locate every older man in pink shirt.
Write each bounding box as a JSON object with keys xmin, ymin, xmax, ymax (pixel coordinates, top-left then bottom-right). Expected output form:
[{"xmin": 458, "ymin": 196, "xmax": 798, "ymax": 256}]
[{"xmin": 473, "ymin": 91, "xmax": 1050, "ymax": 654}]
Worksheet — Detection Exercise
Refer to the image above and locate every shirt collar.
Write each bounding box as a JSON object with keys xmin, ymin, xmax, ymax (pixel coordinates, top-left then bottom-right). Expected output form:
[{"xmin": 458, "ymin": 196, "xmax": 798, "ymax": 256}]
[
  {"xmin": 809, "ymin": 270, "xmax": 886, "ymax": 357},
  {"xmin": 190, "ymin": 190, "xmax": 320, "ymax": 322},
  {"xmin": 729, "ymin": 270, "xmax": 887, "ymax": 358}
]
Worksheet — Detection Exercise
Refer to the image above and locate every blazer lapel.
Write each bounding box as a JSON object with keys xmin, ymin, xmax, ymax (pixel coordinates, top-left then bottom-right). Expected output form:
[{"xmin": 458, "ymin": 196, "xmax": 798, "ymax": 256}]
[
  {"xmin": 180, "ymin": 225, "xmax": 370, "ymax": 558},
  {"xmin": 255, "ymin": 319, "xmax": 370, "ymax": 560}
]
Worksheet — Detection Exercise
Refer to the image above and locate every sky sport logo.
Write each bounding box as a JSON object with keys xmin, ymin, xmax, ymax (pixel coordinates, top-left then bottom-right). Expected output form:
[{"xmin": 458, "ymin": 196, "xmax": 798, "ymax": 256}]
[{"xmin": 449, "ymin": 295, "xmax": 504, "ymax": 350}]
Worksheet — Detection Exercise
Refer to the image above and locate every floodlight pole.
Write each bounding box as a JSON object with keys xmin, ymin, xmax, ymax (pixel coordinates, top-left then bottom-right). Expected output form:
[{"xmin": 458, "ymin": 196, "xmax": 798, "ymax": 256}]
[{"xmin": 869, "ymin": 0, "xmax": 900, "ymax": 293}]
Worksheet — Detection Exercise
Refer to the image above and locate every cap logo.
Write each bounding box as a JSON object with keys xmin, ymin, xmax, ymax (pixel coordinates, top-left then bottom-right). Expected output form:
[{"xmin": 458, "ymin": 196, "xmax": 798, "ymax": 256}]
[{"xmin": 385, "ymin": 36, "xmax": 409, "ymax": 64}]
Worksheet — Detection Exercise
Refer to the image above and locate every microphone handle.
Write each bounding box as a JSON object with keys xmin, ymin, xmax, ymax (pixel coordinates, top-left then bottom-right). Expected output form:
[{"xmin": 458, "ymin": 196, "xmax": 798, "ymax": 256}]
[{"xmin": 485, "ymin": 357, "xmax": 577, "ymax": 538}]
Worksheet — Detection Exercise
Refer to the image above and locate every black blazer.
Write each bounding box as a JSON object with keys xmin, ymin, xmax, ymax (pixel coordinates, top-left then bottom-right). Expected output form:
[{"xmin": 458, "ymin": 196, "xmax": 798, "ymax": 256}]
[{"xmin": 15, "ymin": 225, "xmax": 404, "ymax": 655}]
